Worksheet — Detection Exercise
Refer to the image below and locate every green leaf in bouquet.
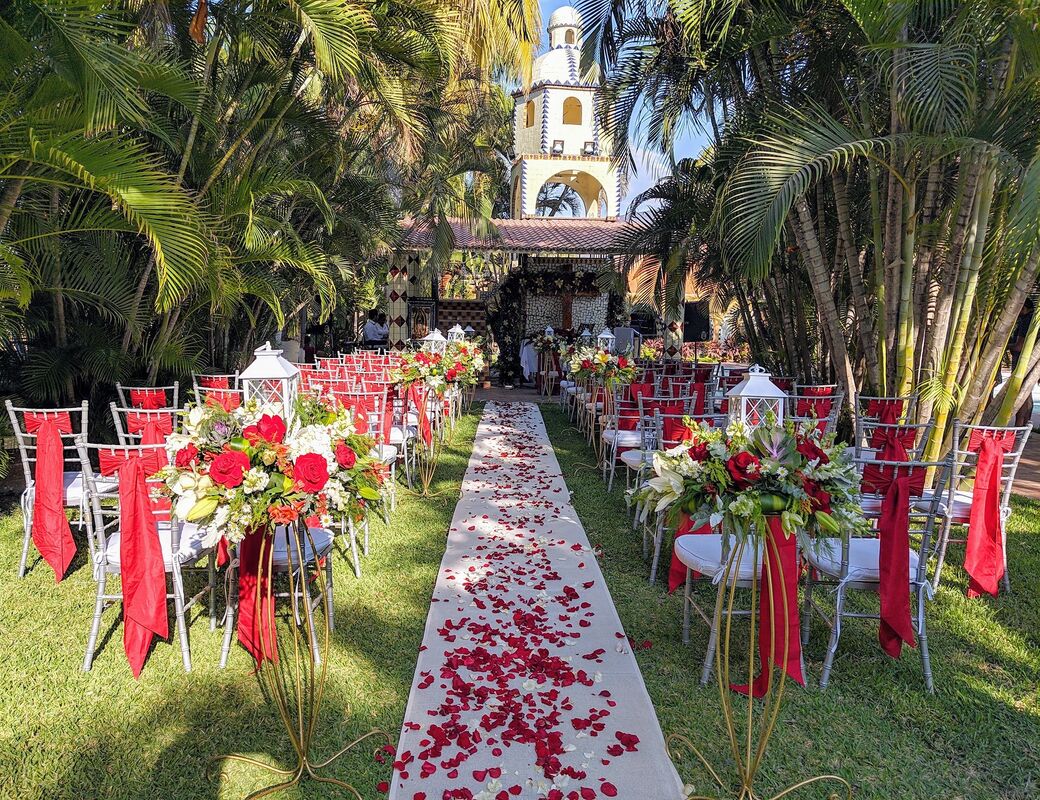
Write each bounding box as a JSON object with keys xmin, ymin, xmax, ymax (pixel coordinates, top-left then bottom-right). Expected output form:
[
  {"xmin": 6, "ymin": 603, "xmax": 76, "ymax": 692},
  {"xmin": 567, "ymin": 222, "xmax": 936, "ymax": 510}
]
[
  {"xmin": 186, "ymin": 495, "xmax": 219, "ymax": 522},
  {"xmin": 359, "ymin": 486, "xmax": 381, "ymax": 501},
  {"xmin": 228, "ymin": 436, "xmax": 250, "ymax": 452},
  {"xmin": 267, "ymin": 472, "xmax": 288, "ymax": 493}
]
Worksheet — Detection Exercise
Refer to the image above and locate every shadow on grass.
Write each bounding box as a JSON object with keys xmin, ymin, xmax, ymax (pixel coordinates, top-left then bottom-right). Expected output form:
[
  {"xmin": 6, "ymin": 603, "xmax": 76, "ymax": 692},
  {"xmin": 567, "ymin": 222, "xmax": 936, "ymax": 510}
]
[{"xmin": 539, "ymin": 403, "xmax": 1040, "ymax": 800}]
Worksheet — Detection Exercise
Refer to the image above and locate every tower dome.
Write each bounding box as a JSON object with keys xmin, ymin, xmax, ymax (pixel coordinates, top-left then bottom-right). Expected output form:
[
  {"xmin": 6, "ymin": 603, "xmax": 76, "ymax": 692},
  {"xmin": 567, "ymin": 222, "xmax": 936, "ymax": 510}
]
[{"xmin": 546, "ymin": 5, "xmax": 581, "ymax": 49}]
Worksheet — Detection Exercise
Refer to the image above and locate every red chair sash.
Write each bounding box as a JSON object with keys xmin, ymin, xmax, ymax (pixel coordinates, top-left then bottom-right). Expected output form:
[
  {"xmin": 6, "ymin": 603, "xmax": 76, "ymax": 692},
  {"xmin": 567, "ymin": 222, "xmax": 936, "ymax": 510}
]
[
  {"xmin": 24, "ymin": 412, "xmax": 75, "ymax": 581},
  {"xmin": 860, "ymin": 427, "xmax": 916, "ymax": 492},
  {"xmin": 125, "ymin": 412, "xmax": 174, "ymax": 454},
  {"xmin": 97, "ymin": 449, "xmax": 168, "ymax": 677},
  {"xmin": 408, "ymin": 384, "xmax": 433, "ymax": 445},
  {"xmin": 205, "ymin": 390, "xmax": 242, "ymax": 412},
  {"xmin": 866, "ymin": 398, "xmax": 904, "ymax": 423},
  {"xmin": 732, "ymin": 516, "xmax": 805, "ymax": 696},
  {"xmin": 964, "ymin": 430, "xmax": 1016, "ymax": 598},
  {"xmin": 802, "ymin": 385, "xmax": 835, "ymax": 396},
  {"xmin": 692, "ymin": 365, "xmax": 713, "ymax": 382},
  {"xmin": 629, "ymin": 382, "xmax": 653, "ymax": 402},
  {"xmin": 662, "ymin": 416, "xmax": 694, "ymax": 444},
  {"xmin": 871, "ymin": 466, "xmax": 925, "ymax": 658},
  {"xmin": 129, "ymin": 389, "xmax": 166, "ymax": 409},
  {"xmin": 199, "ymin": 376, "xmax": 229, "ymax": 389},
  {"xmin": 795, "ymin": 397, "xmax": 833, "ymax": 419},
  {"xmin": 238, "ymin": 526, "xmax": 278, "ymax": 667}
]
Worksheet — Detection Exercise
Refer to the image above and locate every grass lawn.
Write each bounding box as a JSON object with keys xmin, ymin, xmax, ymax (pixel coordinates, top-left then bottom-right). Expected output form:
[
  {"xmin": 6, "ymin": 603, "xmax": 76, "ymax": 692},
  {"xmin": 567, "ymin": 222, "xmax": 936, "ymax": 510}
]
[
  {"xmin": 0, "ymin": 409, "xmax": 481, "ymax": 800},
  {"xmin": 541, "ymin": 404, "xmax": 1040, "ymax": 800},
  {"xmin": 2, "ymin": 401, "xmax": 1038, "ymax": 800}
]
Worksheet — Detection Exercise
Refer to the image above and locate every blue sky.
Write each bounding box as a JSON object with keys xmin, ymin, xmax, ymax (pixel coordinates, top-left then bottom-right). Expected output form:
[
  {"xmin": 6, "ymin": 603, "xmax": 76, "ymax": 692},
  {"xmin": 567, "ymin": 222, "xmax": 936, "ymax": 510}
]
[{"xmin": 536, "ymin": 0, "xmax": 710, "ymax": 215}]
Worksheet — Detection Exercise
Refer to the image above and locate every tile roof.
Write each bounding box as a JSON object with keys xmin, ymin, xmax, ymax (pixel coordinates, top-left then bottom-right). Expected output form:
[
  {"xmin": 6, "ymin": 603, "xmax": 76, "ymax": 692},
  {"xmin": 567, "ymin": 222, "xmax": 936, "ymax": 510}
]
[{"xmin": 399, "ymin": 217, "xmax": 636, "ymax": 254}]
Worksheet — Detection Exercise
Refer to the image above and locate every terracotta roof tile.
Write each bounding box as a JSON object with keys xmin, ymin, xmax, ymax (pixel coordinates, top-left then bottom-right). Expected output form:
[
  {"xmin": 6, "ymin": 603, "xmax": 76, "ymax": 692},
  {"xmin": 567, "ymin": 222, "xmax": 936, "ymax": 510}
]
[{"xmin": 399, "ymin": 217, "xmax": 636, "ymax": 254}]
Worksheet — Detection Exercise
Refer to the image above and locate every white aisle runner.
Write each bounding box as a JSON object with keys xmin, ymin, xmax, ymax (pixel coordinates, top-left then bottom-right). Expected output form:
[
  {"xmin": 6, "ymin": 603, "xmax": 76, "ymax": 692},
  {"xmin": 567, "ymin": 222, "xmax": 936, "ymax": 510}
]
[{"xmin": 389, "ymin": 402, "xmax": 683, "ymax": 800}]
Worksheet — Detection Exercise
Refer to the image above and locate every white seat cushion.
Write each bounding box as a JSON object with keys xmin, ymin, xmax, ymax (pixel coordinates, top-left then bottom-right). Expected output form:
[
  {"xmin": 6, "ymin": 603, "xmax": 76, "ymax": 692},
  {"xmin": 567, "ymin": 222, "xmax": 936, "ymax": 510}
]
[
  {"xmin": 271, "ymin": 526, "xmax": 334, "ymax": 567},
  {"xmin": 674, "ymin": 534, "xmax": 762, "ymax": 582},
  {"xmin": 389, "ymin": 425, "xmax": 416, "ymax": 444},
  {"xmin": 560, "ymin": 380, "xmax": 574, "ymax": 390},
  {"xmin": 372, "ymin": 443, "xmax": 398, "ymax": 463},
  {"xmin": 620, "ymin": 449, "xmax": 653, "ymax": 469},
  {"xmin": 805, "ymin": 537, "xmax": 920, "ymax": 583},
  {"xmin": 566, "ymin": 386, "xmax": 578, "ymax": 395},
  {"xmin": 584, "ymin": 401, "xmax": 604, "ymax": 411},
  {"xmin": 62, "ymin": 471, "xmax": 118, "ymax": 506},
  {"xmin": 914, "ymin": 489, "xmax": 972, "ymax": 523},
  {"xmin": 601, "ymin": 429, "xmax": 641, "ymax": 447},
  {"xmin": 104, "ymin": 521, "xmax": 212, "ymax": 573}
]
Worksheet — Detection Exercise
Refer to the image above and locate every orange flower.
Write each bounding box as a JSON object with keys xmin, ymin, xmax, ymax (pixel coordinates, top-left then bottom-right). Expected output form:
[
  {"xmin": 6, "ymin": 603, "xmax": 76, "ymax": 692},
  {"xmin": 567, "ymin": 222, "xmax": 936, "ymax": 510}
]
[{"xmin": 269, "ymin": 503, "xmax": 299, "ymax": 525}]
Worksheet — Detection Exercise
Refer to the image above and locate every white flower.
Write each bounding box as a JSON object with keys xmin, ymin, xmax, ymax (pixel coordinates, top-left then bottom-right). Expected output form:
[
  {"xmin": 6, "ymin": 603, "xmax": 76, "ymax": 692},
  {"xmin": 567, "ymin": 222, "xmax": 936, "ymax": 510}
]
[{"xmin": 242, "ymin": 467, "xmax": 268, "ymax": 494}]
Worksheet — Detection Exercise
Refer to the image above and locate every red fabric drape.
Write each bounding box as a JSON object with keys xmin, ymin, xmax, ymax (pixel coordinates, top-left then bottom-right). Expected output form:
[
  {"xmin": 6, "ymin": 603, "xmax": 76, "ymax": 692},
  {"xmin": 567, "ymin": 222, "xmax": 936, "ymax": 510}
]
[
  {"xmin": 409, "ymin": 384, "xmax": 433, "ymax": 445},
  {"xmin": 98, "ymin": 448, "xmax": 168, "ymax": 678},
  {"xmin": 24, "ymin": 412, "xmax": 76, "ymax": 581},
  {"xmin": 795, "ymin": 397, "xmax": 833, "ymax": 419},
  {"xmin": 199, "ymin": 376, "xmax": 229, "ymax": 389},
  {"xmin": 732, "ymin": 516, "xmax": 805, "ymax": 696},
  {"xmin": 860, "ymin": 427, "xmax": 916, "ymax": 492},
  {"xmin": 129, "ymin": 389, "xmax": 166, "ymax": 409},
  {"xmin": 125, "ymin": 412, "xmax": 173, "ymax": 466},
  {"xmin": 204, "ymin": 390, "xmax": 241, "ymax": 412},
  {"xmin": 964, "ymin": 429, "xmax": 1016, "ymax": 598},
  {"xmin": 237, "ymin": 526, "xmax": 278, "ymax": 667},
  {"xmin": 866, "ymin": 398, "xmax": 904, "ymax": 423}
]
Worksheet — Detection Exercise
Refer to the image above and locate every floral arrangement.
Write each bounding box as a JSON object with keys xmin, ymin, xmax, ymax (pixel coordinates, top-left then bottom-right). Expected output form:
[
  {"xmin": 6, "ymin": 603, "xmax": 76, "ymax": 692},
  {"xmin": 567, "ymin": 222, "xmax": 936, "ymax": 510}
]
[
  {"xmin": 639, "ymin": 338, "xmax": 752, "ymax": 363},
  {"xmin": 390, "ymin": 350, "xmax": 447, "ymax": 393},
  {"xmin": 158, "ymin": 397, "xmax": 385, "ymax": 545},
  {"xmin": 444, "ymin": 341, "xmax": 485, "ymax": 387},
  {"xmin": 566, "ymin": 348, "xmax": 637, "ymax": 387},
  {"xmin": 630, "ymin": 419, "xmax": 867, "ymax": 540}
]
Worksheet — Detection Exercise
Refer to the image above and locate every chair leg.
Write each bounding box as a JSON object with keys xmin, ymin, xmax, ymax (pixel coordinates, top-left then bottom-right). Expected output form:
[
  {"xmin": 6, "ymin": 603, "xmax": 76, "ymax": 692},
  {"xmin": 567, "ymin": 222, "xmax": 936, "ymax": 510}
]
[
  {"xmin": 1000, "ymin": 518, "xmax": 1011, "ymax": 593},
  {"xmin": 916, "ymin": 586, "xmax": 934, "ymax": 693},
  {"xmin": 171, "ymin": 565, "xmax": 192, "ymax": 673},
  {"xmin": 819, "ymin": 585, "xmax": 846, "ymax": 689},
  {"xmin": 363, "ymin": 518, "xmax": 370, "ymax": 557},
  {"xmin": 800, "ymin": 572, "xmax": 814, "ymax": 647},
  {"xmin": 347, "ymin": 518, "xmax": 362, "ymax": 578},
  {"xmin": 682, "ymin": 569, "xmax": 692, "ymax": 645},
  {"xmin": 208, "ymin": 553, "xmax": 218, "ymax": 631},
  {"xmin": 930, "ymin": 518, "xmax": 953, "ymax": 592},
  {"xmin": 18, "ymin": 493, "xmax": 33, "ymax": 578},
  {"xmin": 83, "ymin": 575, "xmax": 107, "ymax": 671},
  {"xmin": 649, "ymin": 523, "xmax": 664, "ymax": 584},
  {"xmin": 325, "ymin": 556, "xmax": 335, "ymax": 632},
  {"xmin": 220, "ymin": 562, "xmax": 238, "ymax": 669},
  {"xmin": 700, "ymin": 590, "xmax": 722, "ymax": 686}
]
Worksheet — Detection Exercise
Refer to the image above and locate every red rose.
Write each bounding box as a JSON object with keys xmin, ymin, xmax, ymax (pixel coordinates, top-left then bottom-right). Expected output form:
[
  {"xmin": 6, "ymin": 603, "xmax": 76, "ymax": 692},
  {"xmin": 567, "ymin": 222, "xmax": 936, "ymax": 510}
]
[
  {"xmin": 256, "ymin": 414, "xmax": 287, "ymax": 443},
  {"xmin": 293, "ymin": 452, "xmax": 329, "ymax": 492},
  {"xmin": 335, "ymin": 442, "xmax": 357, "ymax": 469},
  {"xmin": 687, "ymin": 441, "xmax": 710, "ymax": 461},
  {"xmin": 242, "ymin": 424, "xmax": 260, "ymax": 443},
  {"xmin": 803, "ymin": 478, "xmax": 832, "ymax": 513},
  {"xmin": 726, "ymin": 451, "xmax": 762, "ymax": 488},
  {"xmin": 174, "ymin": 443, "xmax": 199, "ymax": 468},
  {"xmin": 618, "ymin": 356, "xmax": 628, "ymax": 368},
  {"xmin": 210, "ymin": 450, "xmax": 251, "ymax": 488},
  {"xmin": 580, "ymin": 359, "xmax": 592, "ymax": 370},
  {"xmin": 796, "ymin": 438, "xmax": 829, "ymax": 465}
]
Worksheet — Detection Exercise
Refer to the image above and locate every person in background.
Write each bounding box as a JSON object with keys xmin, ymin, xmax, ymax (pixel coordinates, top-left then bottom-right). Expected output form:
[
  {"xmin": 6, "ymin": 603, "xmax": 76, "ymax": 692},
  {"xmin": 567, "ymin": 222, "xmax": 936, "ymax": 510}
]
[
  {"xmin": 376, "ymin": 312, "xmax": 390, "ymax": 342},
  {"xmin": 363, "ymin": 309, "xmax": 383, "ymax": 345},
  {"xmin": 303, "ymin": 334, "xmax": 316, "ymax": 364}
]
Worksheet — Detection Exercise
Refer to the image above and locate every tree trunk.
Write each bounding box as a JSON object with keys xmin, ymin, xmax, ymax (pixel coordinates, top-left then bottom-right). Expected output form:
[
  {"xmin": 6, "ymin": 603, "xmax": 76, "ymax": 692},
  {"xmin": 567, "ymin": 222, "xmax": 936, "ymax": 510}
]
[
  {"xmin": 792, "ymin": 197, "xmax": 857, "ymax": 410},
  {"xmin": 0, "ymin": 174, "xmax": 25, "ymax": 239}
]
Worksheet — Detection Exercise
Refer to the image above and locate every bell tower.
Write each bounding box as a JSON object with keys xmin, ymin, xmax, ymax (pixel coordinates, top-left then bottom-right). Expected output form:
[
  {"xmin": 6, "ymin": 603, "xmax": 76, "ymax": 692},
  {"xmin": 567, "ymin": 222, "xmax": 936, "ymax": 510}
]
[{"xmin": 510, "ymin": 6, "xmax": 621, "ymax": 219}]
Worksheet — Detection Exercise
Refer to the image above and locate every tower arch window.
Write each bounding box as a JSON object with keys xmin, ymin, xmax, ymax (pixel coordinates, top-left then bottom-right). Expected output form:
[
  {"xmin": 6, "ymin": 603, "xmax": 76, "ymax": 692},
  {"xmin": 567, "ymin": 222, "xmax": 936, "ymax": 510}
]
[
  {"xmin": 565, "ymin": 29, "xmax": 575, "ymax": 44},
  {"xmin": 562, "ymin": 97, "xmax": 582, "ymax": 125},
  {"xmin": 524, "ymin": 100, "xmax": 535, "ymax": 127}
]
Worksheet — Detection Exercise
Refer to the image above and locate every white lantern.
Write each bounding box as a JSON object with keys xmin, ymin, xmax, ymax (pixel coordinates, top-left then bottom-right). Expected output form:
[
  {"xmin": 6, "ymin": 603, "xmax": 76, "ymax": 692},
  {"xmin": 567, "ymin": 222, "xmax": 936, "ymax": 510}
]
[
  {"xmin": 239, "ymin": 342, "xmax": 300, "ymax": 424},
  {"xmin": 447, "ymin": 324, "xmax": 466, "ymax": 342},
  {"xmin": 726, "ymin": 364, "xmax": 786, "ymax": 428},
  {"xmin": 545, "ymin": 326, "xmax": 555, "ymax": 337},
  {"xmin": 421, "ymin": 328, "xmax": 448, "ymax": 355},
  {"xmin": 578, "ymin": 326, "xmax": 594, "ymax": 346},
  {"xmin": 463, "ymin": 325, "xmax": 476, "ymax": 338},
  {"xmin": 597, "ymin": 327, "xmax": 616, "ymax": 352}
]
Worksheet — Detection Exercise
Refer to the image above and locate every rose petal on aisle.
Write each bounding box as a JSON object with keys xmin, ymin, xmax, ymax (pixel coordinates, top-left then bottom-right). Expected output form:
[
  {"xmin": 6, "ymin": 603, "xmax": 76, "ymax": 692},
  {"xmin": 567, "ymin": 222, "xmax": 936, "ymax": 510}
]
[{"xmin": 390, "ymin": 402, "xmax": 683, "ymax": 800}]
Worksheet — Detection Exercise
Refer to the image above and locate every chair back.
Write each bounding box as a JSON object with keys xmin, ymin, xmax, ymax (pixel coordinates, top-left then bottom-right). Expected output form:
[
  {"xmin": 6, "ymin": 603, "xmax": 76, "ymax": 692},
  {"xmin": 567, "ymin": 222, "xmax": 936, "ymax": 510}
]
[
  {"xmin": 853, "ymin": 455, "xmax": 952, "ymax": 584},
  {"xmin": 788, "ymin": 391, "xmax": 843, "ymax": 434},
  {"xmin": 115, "ymin": 382, "xmax": 179, "ymax": 410},
  {"xmin": 192, "ymin": 372, "xmax": 239, "ymax": 402},
  {"xmin": 855, "ymin": 420, "xmax": 934, "ymax": 461},
  {"xmin": 110, "ymin": 403, "xmax": 181, "ymax": 446},
  {"xmin": 857, "ymin": 394, "xmax": 917, "ymax": 424},
  {"xmin": 949, "ymin": 422, "xmax": 1031, "ymax": 517},
  {"xmin": 75, "ymin": 440, "xmax": 173, "ymax": 575},
  {"xmin": 656, "ymin": 411, "xmax": 724, "ymax": 449},
  {"xmin": 6, "ymin": 401, "xmax": 90, "ymax": 489}
]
